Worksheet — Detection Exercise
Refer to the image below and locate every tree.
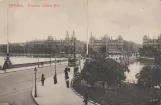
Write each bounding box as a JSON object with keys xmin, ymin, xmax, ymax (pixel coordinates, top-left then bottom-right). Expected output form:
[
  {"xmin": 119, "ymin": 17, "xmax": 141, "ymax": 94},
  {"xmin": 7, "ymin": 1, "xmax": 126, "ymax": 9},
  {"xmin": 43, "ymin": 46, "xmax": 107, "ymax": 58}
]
[
  {"xmin": 136, "ymin": 65, "xmax": 161, "ymax": 88},
  {"xmin": 99, "ymin": 46, "xmax": 106, "ymax": 55},
  {"xmin": 81, "ymin": 57, "xmax": 128, "ymax": 90},
  {"xmin": 81, "ymin": 60, "xmax": 99, "ymax": 88},
  {"xmin": 136, "ymin": 65, "xmax": 161, "ymax": 89},
  {"xmin": 88, "ymin": 47, "xmax": 98, "ymax": 58},
  {"xmin": 136, "ymin": 65, "xmax": 161, "ymax": 104},
  {"xmin": 139, "ymin": 46, "xmax": 160, "ymax": 57}
]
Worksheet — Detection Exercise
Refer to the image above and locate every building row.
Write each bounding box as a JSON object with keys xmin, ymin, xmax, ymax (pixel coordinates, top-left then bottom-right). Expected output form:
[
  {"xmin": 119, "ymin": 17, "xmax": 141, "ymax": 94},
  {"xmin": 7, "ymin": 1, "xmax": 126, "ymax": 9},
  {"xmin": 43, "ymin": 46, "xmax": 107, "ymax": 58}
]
[
  {"xmin": 0, "ymin": 31, "xmax": 85, "ymax": 55},
  {"xmin": 89, "ymin": 34, "xmax": 124, "ymax": 55},
  {"xmin": 143, "ymin": 35, "xmax": 161, "ymax": 51},
  {"xmin": 0, "ymin": 31, "xmax": 140, "ymax": 56}
]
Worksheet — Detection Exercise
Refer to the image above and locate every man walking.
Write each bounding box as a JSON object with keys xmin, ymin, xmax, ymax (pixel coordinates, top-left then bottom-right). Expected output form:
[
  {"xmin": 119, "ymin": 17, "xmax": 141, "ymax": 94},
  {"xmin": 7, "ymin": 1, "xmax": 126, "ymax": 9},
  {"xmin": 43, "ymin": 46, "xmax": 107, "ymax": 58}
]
[
  {"xmin": 64, "ymin": 67, "xmax": 69, "ymax": 80},
  {"xmin": 53, "ymin": 74, "xmax": 57, "ymax": 84},
  {"xmin": 41, "ymin": 74, "xmax": 45, "ymax": 86},
  {"xmin": 66, "ymin": 79, "xmax": 69, "ymax": 88}
]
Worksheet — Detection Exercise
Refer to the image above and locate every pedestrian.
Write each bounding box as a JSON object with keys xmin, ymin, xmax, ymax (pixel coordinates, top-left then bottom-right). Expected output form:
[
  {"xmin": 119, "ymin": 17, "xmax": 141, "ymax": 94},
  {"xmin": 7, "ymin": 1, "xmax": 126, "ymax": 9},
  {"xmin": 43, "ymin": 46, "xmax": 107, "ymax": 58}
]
[
  {"xmin": 66, "ymin": 79, "xmax": 69, "ymax": 88},
  {"xmin": 41, "ymin": 62, "xmax": 43, "ymax": 66},
  {"xmin": 64, "ymin": 68, "xmax": 68, "ymax": 75},
  {"xmin": 83, "ymin": 91, "xmax": 88, "ymax": 105},
  {"xmin": 53, "ymin": 74, "xmax": 57, "ymax": 84},
  {"xmin": 67, "ymin": 67, "xmax": 70, "ymax": 72},
  {"xmin": 65, "ymin": 74, "xmax": 69, "ymax": 80},
  {"xmin": 41, "ymin": 74, "xmax": 45, "ymax": 86},
  {"xmin": 64, "ymin": 68, "xmax": 69, "ymax": 79}
]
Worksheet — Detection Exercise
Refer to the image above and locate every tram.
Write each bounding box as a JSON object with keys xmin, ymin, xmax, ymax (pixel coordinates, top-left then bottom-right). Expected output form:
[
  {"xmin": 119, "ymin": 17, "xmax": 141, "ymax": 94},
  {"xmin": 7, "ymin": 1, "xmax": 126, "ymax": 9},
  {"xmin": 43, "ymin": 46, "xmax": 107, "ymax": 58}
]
[{"xmin": 68, "ymin": 58, "xmax": 80, "ymax": 67}]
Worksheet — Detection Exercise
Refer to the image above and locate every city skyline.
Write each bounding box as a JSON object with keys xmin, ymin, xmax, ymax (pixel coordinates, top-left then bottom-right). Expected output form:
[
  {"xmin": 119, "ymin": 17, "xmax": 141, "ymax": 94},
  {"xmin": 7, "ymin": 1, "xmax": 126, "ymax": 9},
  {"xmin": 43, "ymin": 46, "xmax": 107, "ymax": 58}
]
[{"xmin": 0, "ymin": 0, "xmax": 161, "ymax": 44}]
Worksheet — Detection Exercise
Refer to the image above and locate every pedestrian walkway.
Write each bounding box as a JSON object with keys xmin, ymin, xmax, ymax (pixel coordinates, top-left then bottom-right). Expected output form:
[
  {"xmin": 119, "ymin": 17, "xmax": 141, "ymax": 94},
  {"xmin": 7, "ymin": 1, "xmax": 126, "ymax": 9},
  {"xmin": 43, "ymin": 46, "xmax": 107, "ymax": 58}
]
[
  {"xmin": 32, "ymin": 63, "xmax": 93, "ymax": 105},
  {"xmin": 0, "ymin": 61, "xmax": 67, "ymax": 74}
]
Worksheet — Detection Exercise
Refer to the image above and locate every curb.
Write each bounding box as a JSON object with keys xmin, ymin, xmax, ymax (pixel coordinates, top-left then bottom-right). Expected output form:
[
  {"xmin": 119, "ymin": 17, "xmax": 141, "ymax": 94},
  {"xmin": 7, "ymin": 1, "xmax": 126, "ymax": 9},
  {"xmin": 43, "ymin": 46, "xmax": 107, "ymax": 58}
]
[
  {"xmin": 70, "ymin": 78, "xmax": 100, "ymax": 105},
  {"xmin": 0, "ymin": 62, "xmax": 67, "ymax": 74},
  {"xmin": 32, "ymin": 87, "xmax": 39, "ymax": 105}
]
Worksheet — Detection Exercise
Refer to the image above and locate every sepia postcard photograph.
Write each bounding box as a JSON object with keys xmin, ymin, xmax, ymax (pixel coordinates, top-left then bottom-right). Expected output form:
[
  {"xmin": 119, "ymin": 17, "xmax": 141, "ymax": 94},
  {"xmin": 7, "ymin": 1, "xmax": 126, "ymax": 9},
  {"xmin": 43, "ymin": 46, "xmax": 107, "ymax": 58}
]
[{"xmin": 0, "ymin": 0, "xmax": 161, "ymax": 105}]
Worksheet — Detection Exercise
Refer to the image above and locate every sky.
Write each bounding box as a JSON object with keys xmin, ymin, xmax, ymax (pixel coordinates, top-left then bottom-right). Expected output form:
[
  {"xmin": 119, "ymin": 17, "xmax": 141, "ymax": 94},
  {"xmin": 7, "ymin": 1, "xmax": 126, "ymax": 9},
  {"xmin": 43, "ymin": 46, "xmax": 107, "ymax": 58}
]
[{"xmin": 0, "ymin": 0, "xmax": 161, "ymax": 44}]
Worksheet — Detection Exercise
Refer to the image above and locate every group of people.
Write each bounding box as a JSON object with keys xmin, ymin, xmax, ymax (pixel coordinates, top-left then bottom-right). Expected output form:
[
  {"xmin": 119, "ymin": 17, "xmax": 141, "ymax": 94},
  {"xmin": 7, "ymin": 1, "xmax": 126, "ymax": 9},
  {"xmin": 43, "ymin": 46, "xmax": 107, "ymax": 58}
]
[
  {"xmin": 40, "ymin": 73, "xmax": 57, "ymax": 86},
  {"xmin": 40, "ymin": 67, "xmax": 88, "ymax": 105},
  {"xmin": 64, "ymin": 67, "xmax": 70, "ymax": 88},
  {"xmin": 41, "ymin": 67, "xmax": 70, "ymax": 88}
]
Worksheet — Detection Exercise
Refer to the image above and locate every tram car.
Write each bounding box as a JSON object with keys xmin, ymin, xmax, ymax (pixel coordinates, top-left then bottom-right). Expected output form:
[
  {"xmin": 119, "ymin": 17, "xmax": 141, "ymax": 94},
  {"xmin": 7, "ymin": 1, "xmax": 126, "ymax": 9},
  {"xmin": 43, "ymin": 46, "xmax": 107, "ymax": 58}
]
[{"xmin": 68, "ymin": 58, "xmax": 80, "ymax": 67}]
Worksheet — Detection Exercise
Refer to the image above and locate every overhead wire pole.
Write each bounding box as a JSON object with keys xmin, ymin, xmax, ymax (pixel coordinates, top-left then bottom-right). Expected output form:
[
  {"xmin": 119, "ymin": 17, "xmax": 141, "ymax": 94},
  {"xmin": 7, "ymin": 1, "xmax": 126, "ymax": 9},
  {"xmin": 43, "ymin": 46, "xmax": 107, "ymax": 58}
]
[
  {"xmin": 4, "ymin": 7, "xmax": 12, "ymax": 71},
  {"xmin": 73, "ymin": 31, "xmax": 76, "ymax": 76},
  {"xmin": 91, "ymin": 32, "xmax": 93, "ymax": 58},
  {"xmin": 50, "ymin": 33, "xmax": 52, "ymax": 66},
  {"xmin": 106, "ymin": 34, "xmax": 107, "ymax": 56},
  {"xmin": 7, "ymin": 8, "xmax": 9, "ymax": 55},
  {"xmin": 86, "ymin": 0, "xmax": 89, "ymax": 57}
]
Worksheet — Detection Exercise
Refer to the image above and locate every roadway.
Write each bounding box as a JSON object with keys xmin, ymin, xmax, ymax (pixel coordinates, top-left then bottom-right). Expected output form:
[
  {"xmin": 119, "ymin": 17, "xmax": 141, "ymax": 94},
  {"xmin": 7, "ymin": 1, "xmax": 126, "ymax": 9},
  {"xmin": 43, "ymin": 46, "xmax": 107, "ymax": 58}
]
[{"xmin": 0, "ymin": 63, "xmax": 68, "ymax": 105}]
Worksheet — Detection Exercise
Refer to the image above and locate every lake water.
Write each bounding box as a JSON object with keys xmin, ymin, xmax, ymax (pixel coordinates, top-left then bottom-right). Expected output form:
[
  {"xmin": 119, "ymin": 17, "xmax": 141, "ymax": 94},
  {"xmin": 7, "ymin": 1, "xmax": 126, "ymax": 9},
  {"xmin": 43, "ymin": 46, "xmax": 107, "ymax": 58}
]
[
  {"xmin": 126, "ymin": 61, "xmax": 145, "ymax": 83},
  {"xmin": 0, "ymin": 56, "xmax": 65, "ymax": 65}
]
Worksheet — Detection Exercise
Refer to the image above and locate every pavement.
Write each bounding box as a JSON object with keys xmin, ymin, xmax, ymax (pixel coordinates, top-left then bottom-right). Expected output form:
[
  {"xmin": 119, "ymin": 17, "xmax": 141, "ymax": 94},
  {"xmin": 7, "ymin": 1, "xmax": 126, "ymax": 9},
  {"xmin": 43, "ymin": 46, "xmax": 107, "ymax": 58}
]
[
  {"xmin": 32, "ymin": 60, "xmax": 94, "ymax": 105},
  {"xmin": 0, "ymin": 62, "xmax": 69, "ymax": 105}
]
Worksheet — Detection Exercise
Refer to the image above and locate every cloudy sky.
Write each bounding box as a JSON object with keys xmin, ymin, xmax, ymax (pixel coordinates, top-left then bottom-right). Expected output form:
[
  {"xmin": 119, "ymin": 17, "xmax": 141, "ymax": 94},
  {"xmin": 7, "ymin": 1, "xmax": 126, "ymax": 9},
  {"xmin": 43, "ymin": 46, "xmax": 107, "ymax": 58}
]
[{"xmin": 0, "ymin": 0, "xmax": 161, "ymax": 44}]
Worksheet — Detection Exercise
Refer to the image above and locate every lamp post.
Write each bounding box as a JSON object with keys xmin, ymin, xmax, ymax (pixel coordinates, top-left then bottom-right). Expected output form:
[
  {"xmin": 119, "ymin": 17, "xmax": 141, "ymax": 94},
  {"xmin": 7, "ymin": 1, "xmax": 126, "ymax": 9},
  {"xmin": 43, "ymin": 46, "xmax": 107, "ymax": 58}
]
[
  {"xmin": 48, "ymin": 41, "xmax": 51, "ymax": 66},
  {"xmin": 79, "ymin": 59, "xmax": 81, "ymax": 71},
  {"xmin": 70, "ymin": 31, "xmax": 77, "ymax": 76},
  {"xmin": 55, "ymin": 58, "xmax": 57, "ymax": 75},
  {"xmin": 50, "ymin": 52, "xmax": 51, "ymax": 66},
  {"xmin": 60, "ymin": 52, "xmax": 61, "ymax": 64},
  {"xmin": 38, "ymin": 55, "xmax": 39, "ymax": 68},
  {"xmin": 54, "ymin": 58, "xmax": 57, "ymax": 84},
  {"xmin": 34, "ymin": 67, "xmax": 37, "ymax": 97}
]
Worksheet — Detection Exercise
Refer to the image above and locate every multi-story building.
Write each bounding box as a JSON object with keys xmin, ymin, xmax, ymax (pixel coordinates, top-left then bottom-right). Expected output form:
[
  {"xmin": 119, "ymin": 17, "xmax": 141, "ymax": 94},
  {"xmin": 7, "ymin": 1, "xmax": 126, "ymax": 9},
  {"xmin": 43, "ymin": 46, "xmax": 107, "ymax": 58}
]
[
  {"xmin": 143, "ymin": 35, "xmax": 161, "ymax": 51},
  {"xmin": 24, "ymin": 31, "xmax": 85, "ymax": 54},
  {"xmin": 0, "ymin": 31, "xmax": 85, "ymax": 55},
  {"xmin": 89, "ymin": 35, "xmax": 124, "ymax": 55}
]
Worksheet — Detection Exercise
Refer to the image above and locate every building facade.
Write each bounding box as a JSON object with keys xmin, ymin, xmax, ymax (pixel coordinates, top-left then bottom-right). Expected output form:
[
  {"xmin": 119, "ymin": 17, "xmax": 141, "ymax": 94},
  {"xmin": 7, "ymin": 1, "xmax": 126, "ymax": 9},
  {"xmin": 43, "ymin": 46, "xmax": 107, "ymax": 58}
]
[
  {"xmin": 0, "ymin": 31, "xmax": 85, "ymax": 55},
  {"xmin": 143, "ymin": 35, "xmax": 161, "ymax": 51},
  {"xmin": 89, "ymin": 35, "xmax": 124, "ymax": 55}
]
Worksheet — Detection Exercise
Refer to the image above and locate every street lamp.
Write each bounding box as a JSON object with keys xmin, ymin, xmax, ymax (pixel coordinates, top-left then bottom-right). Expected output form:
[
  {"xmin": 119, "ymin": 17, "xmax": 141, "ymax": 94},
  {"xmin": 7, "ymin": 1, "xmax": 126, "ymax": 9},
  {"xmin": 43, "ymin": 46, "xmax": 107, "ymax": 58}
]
[
  {"xmin": 60, "ymin": 52, "xmax": 61, "ymax": 64},
  {"xmin": 54, "ymin": 58, "xmax": 57, "ymax": 84},
  {"xmin": 38, "ymin": 55, "xmax": 39, "ymax": 68},
  {"xmin": 50, "ymin": 53, "xmax": 51, "ymax": 66},
  {"xmin": 34, "ymin": 67, "xmax": 37, "ymax": 97},
  {"xmin": 79, "ymin": 59, "xmax": 81, "ymax": 71},
  {"xmin": 50, "ymin": 42, "xmax": 52, "ymax": 66}
]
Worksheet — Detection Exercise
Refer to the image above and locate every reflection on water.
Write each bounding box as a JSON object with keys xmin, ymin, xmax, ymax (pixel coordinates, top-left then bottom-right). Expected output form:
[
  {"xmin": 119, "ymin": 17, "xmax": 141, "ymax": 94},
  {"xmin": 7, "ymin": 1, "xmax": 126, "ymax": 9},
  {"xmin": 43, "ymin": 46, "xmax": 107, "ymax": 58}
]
[{"xmin": 126, "ymin": 61, "xmax": 145, "ymax": 82}]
